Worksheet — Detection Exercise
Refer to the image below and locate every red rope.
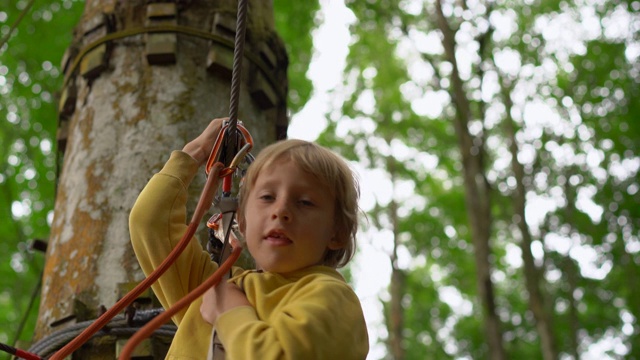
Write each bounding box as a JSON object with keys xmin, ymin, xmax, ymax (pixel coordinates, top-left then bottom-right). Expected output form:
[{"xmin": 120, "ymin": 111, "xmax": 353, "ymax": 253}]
[
  {"xmin": 47, "ymin": 120, "xmax": 252, "ymax": 358},
  {"xmin": 15, "ymin": 348, "xmax": 43, "ymax": 360},
  {"xmin": 0, "ymin": 342, "xmax": 42, "ymax": 360},
  {"xmin": 118, "ymin": 245, "xmax": 243, "ymax": 359}
]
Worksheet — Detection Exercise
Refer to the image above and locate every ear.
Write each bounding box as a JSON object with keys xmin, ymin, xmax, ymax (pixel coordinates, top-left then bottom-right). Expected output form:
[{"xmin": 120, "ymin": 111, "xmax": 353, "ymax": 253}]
[
  {"xmin": 327, "ymin": 235, "xmax": 344, "ymax": 251},
  {"xmin": 236, "ymin": 213, "xmax": 246, "ymax": 234}
]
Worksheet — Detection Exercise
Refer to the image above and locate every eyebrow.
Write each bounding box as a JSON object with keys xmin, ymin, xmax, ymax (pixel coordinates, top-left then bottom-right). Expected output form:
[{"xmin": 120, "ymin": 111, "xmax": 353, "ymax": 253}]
[{"xmin": 255, "ymin": 177, "xmax": 330, "ymax": 198}]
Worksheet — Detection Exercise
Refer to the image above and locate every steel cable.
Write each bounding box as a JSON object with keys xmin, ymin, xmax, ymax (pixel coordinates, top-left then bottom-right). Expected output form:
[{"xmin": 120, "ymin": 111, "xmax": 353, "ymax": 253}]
[{"xmin": 227, "ymin": 0, "xmax": 249, "ymax": 136}]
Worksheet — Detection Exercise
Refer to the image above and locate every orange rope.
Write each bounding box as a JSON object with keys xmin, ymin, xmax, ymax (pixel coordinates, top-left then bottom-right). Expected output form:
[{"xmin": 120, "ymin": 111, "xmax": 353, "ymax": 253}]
[
  {"xmin": 118, "ymin": 245, "xmax": 242, "ymax": 359},
  {"xmin": 49, "ymin": 163, "xmax": 225, "ymax": 360}
]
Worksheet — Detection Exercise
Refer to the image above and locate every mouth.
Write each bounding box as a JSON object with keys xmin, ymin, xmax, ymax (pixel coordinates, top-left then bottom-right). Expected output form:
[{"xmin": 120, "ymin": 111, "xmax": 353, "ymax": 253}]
[{"xmin": 264, "ymin": 230, "xmax": 292, "ymax": 246}]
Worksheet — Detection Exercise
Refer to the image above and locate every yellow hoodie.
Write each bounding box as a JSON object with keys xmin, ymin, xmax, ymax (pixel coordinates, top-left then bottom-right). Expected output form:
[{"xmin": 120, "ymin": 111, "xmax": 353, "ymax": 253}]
[{"xmin": 129, "ymin": 151, "xmax": 369, "ymax": 360}]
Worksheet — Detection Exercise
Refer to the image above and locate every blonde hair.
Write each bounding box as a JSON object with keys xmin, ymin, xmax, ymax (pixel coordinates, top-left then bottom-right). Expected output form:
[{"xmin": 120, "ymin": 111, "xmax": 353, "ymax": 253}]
[{"xmin": 238, "ymin": 139, "xmax": 359, "ymax": 268}]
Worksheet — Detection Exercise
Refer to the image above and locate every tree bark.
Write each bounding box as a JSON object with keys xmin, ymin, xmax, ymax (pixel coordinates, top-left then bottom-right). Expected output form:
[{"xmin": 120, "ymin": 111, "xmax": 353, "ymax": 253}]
[
  {"xmin": 500, "ymin": 75, "xmax": 558, "ymax": 360},
  {"xmin": 387, "ymin": 157, "xmax": 406, "ymax": 360},
  {"xmin": 562, "ymin": 181, "xmax": 581, "ymax": 360},
  {"xmin": 34, "ymin": 0, "xmax": 287, "ymax": 358},
  {"xmin": 434, "ymin": 1, "xmax": 506, "ymax": 359}
]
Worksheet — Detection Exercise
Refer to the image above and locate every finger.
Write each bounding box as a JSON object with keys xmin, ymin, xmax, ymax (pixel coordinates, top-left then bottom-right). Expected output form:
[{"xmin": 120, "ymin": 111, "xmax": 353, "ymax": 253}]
[
  {"xmin": 206, "ymin": 118, "xmax": 227, "ymax": 135},
  {"xmin": 230, "ymin": 234, "xmax": 241, "ymax": 249}
]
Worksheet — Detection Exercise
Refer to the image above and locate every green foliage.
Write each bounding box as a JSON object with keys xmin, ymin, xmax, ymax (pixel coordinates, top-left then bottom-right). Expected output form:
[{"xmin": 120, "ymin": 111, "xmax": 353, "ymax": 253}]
[
  {"xmin": 320, "ymin": 0, "xmax": 640, "ymax": 359},
  {"xmin": 400, "ymin": 267, "xmax": 452, "ymax": 359},
  {"xmin": 0, "ymin": 0, "xmax": 84, "ymax": 347},
  {"xmin": 273, "ymin": 0, "xmax": 319, "ymax": 112}
]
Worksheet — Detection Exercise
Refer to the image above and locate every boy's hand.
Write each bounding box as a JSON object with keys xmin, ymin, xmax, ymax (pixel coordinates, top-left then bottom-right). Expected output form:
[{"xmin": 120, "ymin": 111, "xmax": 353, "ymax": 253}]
[
  {"xmin": 182, "ymin": 118, "xmax": 226, "ymax": 166},
  {"xmin": 200, "ymin": 280, "xmax": 251, "ymax": 325}
]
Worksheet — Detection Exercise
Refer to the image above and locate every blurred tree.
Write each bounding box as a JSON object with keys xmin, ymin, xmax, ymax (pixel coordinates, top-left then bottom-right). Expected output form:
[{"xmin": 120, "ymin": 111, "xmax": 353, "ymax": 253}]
[{"xmin": 320, "ymin": 0, "xmax": 639, "ymax": 359}]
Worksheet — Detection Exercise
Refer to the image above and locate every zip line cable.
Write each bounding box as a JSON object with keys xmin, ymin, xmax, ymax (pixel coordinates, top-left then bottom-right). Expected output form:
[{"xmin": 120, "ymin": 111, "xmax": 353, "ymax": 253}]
[
  {"xmin": 27, "ymin": 312, "xmax": 177, "ymax": 358},
  {"xmin": 120, "ymin": 0, "xmax": 251, "ymax": 353},
  {"xmin": 227, "ymin": 0, "xmax": 249, "ymax": 135}
]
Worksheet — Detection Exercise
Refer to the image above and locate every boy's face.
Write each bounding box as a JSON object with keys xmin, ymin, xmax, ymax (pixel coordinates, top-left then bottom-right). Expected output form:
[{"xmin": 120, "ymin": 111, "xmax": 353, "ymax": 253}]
[{"xmin": 239, "ymin": 157, "xmax": 342, "ymax": 273}]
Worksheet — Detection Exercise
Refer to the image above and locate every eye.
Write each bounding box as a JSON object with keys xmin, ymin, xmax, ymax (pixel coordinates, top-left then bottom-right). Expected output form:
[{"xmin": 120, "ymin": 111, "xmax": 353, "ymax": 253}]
[
  {"xmin": 258, "ymin": 193, "xmax": 275, "ymax": 201},
  {"xmin": 299, "ymin": 199, "xmax": 315, "ymax": 207}
]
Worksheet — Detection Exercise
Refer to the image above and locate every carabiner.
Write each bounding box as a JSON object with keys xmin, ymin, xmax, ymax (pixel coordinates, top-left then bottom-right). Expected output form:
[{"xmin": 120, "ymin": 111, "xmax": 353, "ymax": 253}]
[{"xmin": 205, "ymin": 120, "xmax": 254, "ymax": 176}]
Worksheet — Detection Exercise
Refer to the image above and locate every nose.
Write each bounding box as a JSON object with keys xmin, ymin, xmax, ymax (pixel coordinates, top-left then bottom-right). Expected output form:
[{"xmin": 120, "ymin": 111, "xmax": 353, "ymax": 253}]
[{"xmin": 272, "ymin": 200, "xmax": 292, "ymax": 222}]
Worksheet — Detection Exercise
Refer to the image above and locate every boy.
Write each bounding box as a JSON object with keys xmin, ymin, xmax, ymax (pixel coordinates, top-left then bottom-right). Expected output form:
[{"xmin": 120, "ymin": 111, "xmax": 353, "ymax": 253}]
[{"xmin": 130, "ymin": 118, "xmax": 369, "ymax": 359}]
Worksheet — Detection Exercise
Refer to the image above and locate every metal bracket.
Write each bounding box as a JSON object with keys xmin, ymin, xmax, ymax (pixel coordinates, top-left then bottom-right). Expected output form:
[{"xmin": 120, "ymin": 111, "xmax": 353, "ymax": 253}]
[
  {"xmin": 216, "ymin": 196, "xmax": 238, "ymax": 267},
  {"xmin": 146, "ymin": 3, "xmax": 178, "ymax": 65},
  {"xmin": 276, "ymin": 104, "xmax": 288, "ymax": 140},
  {"xmin": 117, "ymin": 281, "xmax": 159, "ymax": 308},
  {"xmin": 58, "ymin": 45, "xmax": 78, "ymax": 119},
  {"xmin": 206, "ymin": 13, "xmax": 236, "ymax": 78},
  {"xmin": 56, "ymin": 118, "xmax": 70, "ymax": 155},
  {"xmin": 80, "ymin": 12, "xmax": 114, "ymax": 79},
  {"xmin": 249, "ymin": 44, "xmax": 278, "ymax": 109},
  {"xmin": 49, "ymin": 298, "xmax": 90, "ymax": 330},
  {"xmin": 116, "ymin": 338, "xmax": 154, "ymax": 359}
]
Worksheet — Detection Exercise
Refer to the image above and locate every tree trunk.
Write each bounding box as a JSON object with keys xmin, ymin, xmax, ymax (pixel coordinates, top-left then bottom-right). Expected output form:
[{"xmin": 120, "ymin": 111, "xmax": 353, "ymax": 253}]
[
  {"xmin": 34, "ymin": 0, "xmax": 288, "ymax": 358},
  {"xmin": 434, "ymin": 1, "xmax": 506, "ymax": 359},
  {"xmin": 500, "ymin": 76, "xmax": 558, "ymax": 360},
  {"xmin": 562, "ymin": 181, "xmax": 581, "ymax": 360},
  {"xmin": 387, "ymin": 157, "xmax": 405, "ymax": 360}
]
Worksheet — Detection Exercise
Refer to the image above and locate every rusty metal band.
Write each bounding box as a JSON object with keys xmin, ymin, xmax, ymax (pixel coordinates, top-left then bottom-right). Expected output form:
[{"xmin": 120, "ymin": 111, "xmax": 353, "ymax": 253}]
[{"xmin": 61, "ymin": 24, "xmax": 284, "ymax": 102}]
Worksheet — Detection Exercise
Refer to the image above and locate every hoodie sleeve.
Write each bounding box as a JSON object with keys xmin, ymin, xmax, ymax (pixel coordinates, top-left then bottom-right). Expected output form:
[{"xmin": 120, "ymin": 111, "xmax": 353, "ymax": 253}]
[
  {"xmin": 215, "ymin": 277, "xmax": 369, "ymax": 360},
  {"xmin": 129, "ymin": 150, "xmax": 218, "ymax": 325}
]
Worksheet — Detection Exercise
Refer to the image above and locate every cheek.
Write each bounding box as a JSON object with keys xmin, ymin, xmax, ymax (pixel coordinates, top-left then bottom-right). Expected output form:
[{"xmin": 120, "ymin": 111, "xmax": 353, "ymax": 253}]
[
  {"xmin": 326, "ymin": 231, "xmax": 343, "ymax": 250},
  {"xmin": 328, "ymin": 218, "xmax": 343, "ymax": 245},
  {"xmin": 240, "ymin": 210, "xmax": 259, "ymax": 239}
]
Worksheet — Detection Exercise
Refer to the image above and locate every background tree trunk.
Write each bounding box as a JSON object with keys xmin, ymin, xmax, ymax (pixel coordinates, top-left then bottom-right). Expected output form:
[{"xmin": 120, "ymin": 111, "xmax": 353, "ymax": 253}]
[
  {"xmin": 563, "ymin": 181, "xmax": 581, "ymax": 360},
  {"xmin": 501, "ymin": 75, "xmax": 558, "ymax": 360},
  {"xmin": 387, "ymin": 157, "xmax": 406, "ymax": 360},
  {"xmin": 435, "ymin": 1, "xmax": 505, "ymax": 359},
  {"xmin": 33, "ymin": 0, "xmax": 287, "ymax": 358}
]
